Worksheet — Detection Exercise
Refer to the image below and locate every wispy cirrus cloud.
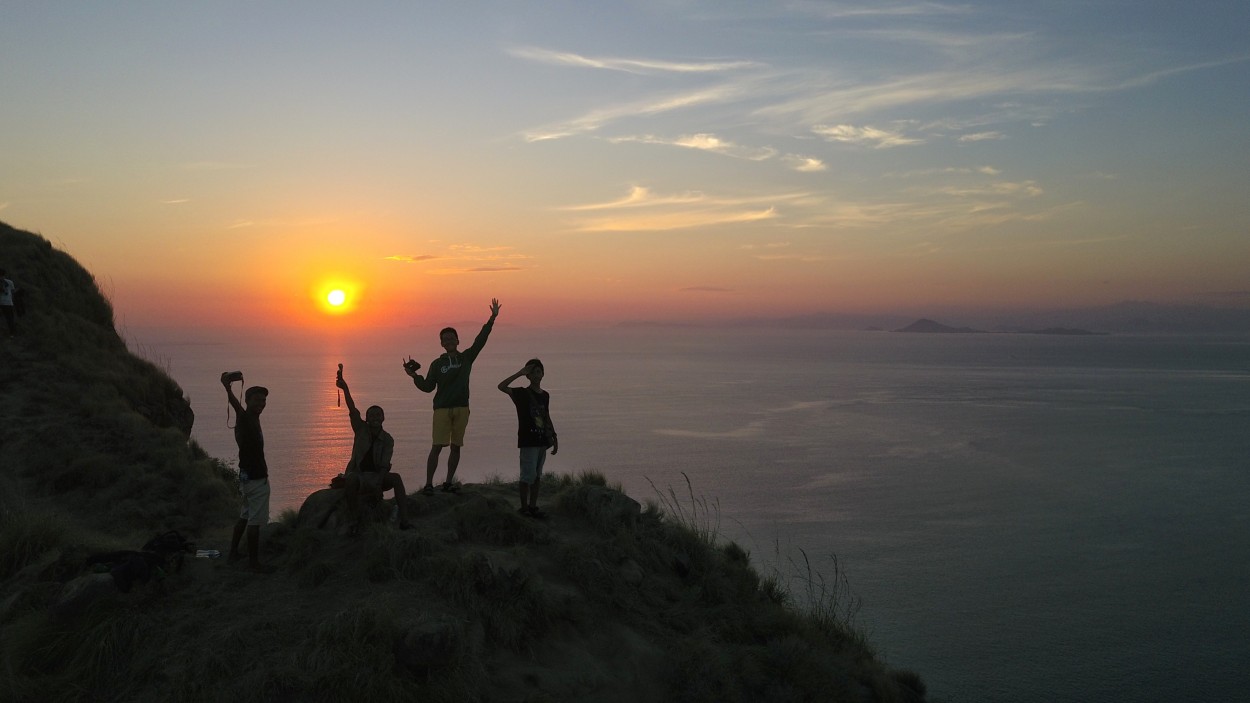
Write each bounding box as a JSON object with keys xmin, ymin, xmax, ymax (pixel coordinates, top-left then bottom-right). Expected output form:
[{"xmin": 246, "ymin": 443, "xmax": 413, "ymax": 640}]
[
  {"xmin": 509, "ymin": 46, "xmax": 762, "ymax": 75},
  {"xmin": 784, "ymin": 155, "xmax": 827, "ymax": 172},
  {"xmin": 160, "ymin": 198, "xmax": 190, "ymax": 205},
  {"xmin": 383, "ymin": 254, "xmax": 439, "ymax": 263},
  {"xmin": 562, "ymin": 186, "xmax": 821, "ymax": 232},
  {"xmin": 523, "ymin": 84, "xmax": 749, "ymax": 142},
  {"xmin": 426, "ymin": 264, "xmax": 525, "ymax": 275},
  {"xmin": 608, "ymin": 133, "xmax": 776, "ymax": 161},
  {"xmin": 886, "ymin": 165, "xmax": 1001, "ymax": 178},
  {"xmin": 813, "ymin": 123, "xmax": 922, "ymax": 148},
  {"xmin": 681, "ymin": 286, "xmax": 735, "ymax": 293},
  {"xmin": 918, "ymin": 180, "xmax": 1044, "ymax": 198},
  {"xmin": 958, "ymin": 131, "xmax": 1005, "ymax": 142}
]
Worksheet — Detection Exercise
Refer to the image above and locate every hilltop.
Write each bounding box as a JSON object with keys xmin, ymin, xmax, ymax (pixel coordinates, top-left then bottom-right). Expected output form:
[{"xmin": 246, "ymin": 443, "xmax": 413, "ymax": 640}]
[{"xmin": 0, "ymin": 221, "xmax": 928, "ymax": 702}]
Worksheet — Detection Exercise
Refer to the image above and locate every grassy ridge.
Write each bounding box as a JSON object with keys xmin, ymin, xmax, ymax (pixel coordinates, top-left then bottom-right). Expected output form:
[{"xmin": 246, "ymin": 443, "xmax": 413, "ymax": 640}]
[{"xmin": 0, "ymin": 221, "xmax": 928, "ymax": 702}]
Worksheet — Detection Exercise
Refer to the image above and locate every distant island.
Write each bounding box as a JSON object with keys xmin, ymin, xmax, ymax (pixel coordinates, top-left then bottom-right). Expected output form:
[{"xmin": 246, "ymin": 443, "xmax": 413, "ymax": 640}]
[
  {"xmin": 895, "ymin": 318, "xmax": 983, "ymax": 333},
  {"xmin": 895, "ymin": 318, "xmax": 1105, "ymax": 335}
]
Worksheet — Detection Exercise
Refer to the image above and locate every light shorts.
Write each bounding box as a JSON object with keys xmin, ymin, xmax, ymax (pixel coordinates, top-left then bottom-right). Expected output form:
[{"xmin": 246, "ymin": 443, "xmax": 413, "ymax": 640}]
[
  {"xmin": 432, "ymin": 406, "xmax": 470, "ymax": 446},
  {"xmin": 238, "ymin": 478, "xmax": 271, "ymax": 526},
  {"xmin": 519, "ymin": 446, "xmax": 547, "ymax": 485}
]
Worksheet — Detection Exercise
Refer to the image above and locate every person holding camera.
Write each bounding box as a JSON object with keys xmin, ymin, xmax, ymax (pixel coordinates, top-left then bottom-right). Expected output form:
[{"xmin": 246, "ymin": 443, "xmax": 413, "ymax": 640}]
[
  {"xmin": 498, "ymin": 358, "xmax": 558, "ymax": 517},
  {"xmin": 404, "ymin": 298, "xmax": 500, "ymax": 495},
  {"xmin": 222, "ymin": 374, "xmax": 273, "ymax": 573},
  {"xmin": 336, "ymin": 365, "xmax": 411, "ymax": 531}
]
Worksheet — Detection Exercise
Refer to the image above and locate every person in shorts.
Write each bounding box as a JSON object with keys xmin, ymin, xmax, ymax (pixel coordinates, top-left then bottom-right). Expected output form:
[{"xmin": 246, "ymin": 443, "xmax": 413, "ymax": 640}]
[
  {"xmin": 223, "ymin": 377, "xmax": 273, "ymax": 572},
  {"xmin": 498, "ymin": 358, "xmax": 558, "ymax": 517},
  {"xmin": 405, "ymin": 298, "xmax": 500, "ymax": 495}
]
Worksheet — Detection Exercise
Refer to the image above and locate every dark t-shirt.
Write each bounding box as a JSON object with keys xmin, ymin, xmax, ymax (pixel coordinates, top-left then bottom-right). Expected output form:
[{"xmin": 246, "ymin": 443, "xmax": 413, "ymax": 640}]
[
  {"xmin": 507, "ymin": 387, "xmax": 554, "ymax": 448},
  {"xmin": 234, "ymin": 409, "xmax": 268, "ymax": 480}
]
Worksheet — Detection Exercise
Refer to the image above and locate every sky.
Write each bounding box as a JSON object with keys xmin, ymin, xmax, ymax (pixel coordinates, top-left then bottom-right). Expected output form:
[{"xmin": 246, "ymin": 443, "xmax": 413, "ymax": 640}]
[{"xmin": 2, "ymin": 1, "xmax": 1248, "ymax": 331}]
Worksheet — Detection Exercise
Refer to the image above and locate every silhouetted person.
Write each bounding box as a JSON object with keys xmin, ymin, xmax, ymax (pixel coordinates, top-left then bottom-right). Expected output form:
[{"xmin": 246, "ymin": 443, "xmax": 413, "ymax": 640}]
[
  {"xmin": 222, "ymin": 377, "xmax": 273, "ymax": 573},
  {"xmin": 336, "ymin": 365, "xmax": 411, "ymax": 530},
  {"xmin": 0, "ymin": 268, "xmax": 16, "ymax": 337},
  {"xmin": 498, "ymin": 358, "xmax": 558, "ymax": 517},
  {"xmin": 404, "ymin": 298, "xmax": 500, "ymax": 495}
]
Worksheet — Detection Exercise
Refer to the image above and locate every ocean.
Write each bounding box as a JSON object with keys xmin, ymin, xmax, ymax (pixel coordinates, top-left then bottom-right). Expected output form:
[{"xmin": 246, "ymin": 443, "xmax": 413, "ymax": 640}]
[{"xmin": 131, "ymin": 325, "xmax": 1250, "ymax": 702}]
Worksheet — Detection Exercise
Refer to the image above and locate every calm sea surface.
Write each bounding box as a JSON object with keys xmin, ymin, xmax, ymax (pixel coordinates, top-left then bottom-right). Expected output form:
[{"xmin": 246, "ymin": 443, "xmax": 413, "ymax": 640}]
[{"xmin": 132, "ymin": 326, "xmax": 1250, "ymax": 703}]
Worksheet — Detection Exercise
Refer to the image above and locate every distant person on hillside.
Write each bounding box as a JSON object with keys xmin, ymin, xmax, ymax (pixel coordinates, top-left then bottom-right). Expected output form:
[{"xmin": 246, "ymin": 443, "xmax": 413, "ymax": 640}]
[
  {"xmin": 336, "ymin": 364, "xmax": 411, "ymax": 531},
  {"xmin": 0, "ymin": 268, "xmax": 16, "ymax": 337},
  {"xmin": 404, "ymin": 298, "xmax": 501, "ymax": 495},
  {"xmin": 222, "ymin": 376, "xmax": 273, "ymax": 573},
  {"xmin": 498, "ymin": 358, "xmax": 558, "ymax": 518}
]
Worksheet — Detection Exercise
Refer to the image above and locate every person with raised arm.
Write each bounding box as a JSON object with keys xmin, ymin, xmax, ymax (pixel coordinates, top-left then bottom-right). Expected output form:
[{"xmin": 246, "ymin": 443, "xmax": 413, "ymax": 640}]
[
  {"xmin": 336, "ymin": 364, "xmax": 411, "ymax": 531},
  {"xmin": 222, "ymin": 375, "xmax": 273, "ymax": 573},
  {"xmin": 404, "ymin": 298, "xmax": 500, "ymax": 495}
]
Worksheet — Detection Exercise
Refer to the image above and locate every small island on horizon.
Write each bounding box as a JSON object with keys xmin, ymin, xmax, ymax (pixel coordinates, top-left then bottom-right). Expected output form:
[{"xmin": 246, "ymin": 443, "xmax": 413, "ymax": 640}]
[{"xmin": 894, "ymin": 318, "xmax": 1106, "ymax": 336}]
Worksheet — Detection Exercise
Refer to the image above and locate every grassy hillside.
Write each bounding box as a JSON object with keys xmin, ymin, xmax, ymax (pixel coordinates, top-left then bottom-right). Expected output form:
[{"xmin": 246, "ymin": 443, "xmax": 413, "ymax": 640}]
[{"xmin": 0, "ymin": 222, "xmax": 928, "ymax": 702}]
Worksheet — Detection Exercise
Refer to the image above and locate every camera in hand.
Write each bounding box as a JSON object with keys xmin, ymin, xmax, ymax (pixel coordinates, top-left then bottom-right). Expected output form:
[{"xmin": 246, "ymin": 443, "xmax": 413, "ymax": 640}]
[
  {"xmin": 221, "ymin": 370, "xmax": 244, "ymax": 384},
  {"xmin": 403, "ymin": 358, "xmax": 421, "ymax": 372}
]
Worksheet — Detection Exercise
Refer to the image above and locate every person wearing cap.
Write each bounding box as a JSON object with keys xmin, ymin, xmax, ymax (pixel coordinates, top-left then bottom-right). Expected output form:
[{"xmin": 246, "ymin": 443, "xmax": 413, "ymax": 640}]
[{"xmin": 222, "ymin": 377, "xmax": 273, "ymax": 573}]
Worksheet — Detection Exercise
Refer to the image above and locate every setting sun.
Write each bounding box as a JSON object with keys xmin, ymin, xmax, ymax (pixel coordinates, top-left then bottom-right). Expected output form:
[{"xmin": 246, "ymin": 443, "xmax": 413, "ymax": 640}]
[{"xmin": 327, "ymin": 289, "xmax": 346, "ymax": 307}]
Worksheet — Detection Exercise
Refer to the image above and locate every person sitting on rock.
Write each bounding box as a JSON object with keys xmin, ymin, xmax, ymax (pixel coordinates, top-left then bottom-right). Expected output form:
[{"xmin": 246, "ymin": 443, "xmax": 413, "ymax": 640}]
[{"xmin": 337, "ymin": 364, "xmax": 411, "ymax": 531}]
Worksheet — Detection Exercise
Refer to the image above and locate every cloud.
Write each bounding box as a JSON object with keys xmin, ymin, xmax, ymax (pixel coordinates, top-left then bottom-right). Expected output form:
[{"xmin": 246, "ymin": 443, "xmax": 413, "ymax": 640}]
[
  {"xmin": 741, "ymin": 242, "xmax": 791, "ymax": 250},
  {"xmin": 784, "ymin": 155, "xmax": 827, "ymax": 172},
  {"xmin": 609, "ymin": 133, "xmax": 777, "ymax": 161},
  {"xmin": 921, "ymin": 180, "xmax": 1044, "ymax": 197},
  {"xmin": 0, "ymin": 202, "xmax": 8, "ymax": 212},
  {"xmin": 509, "ymin": 47, "xmax": 762, "ymax": 75},
  {"xmin": 160, "ymin": 199, "xmax": 190, "ymax": 205},
  {"xmin": 886, "ymin": 166, "xmax": 1002, "ymax": 178},
  {"xmin": 813, "ymin": 123, "xmax": 922, "ymax": 148},
  {"xmin": 524, "ymin": 84, "xmax": 749, "ymax": 142},
  {"xmin": 561, "ymin": 186, "xmax": 811, "ymax": 212},
  {"xmin": 575, "ymin": 207, "xmax": 778, "ymax": 233},
  {"xmin": 958, "ymin": 131, "xmax": 1005, "ymax": 142},
  {"xmin": 383, "ymin": 254, "xmax": 439, "ymax": 263},
  {"xmin": 427, "ymin": 265, "xmax": 524, "ymax": 275}
]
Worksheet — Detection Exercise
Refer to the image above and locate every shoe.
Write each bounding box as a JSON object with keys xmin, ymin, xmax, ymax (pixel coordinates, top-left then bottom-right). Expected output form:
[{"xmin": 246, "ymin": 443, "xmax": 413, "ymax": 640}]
[
  {"xmin": 421, "ymin": 485, "xmax": 435, "ymax": 496},
  {"xmin": 527, "ymin": 508, "xmax": 547, "ymax": 520},
  {"xmin": 518, "ymin": 506, "xmax": 532, "ymax": 516},
  {"xmin": 440, "ymin": 481, "xmax": 461, "ymax": 493}
]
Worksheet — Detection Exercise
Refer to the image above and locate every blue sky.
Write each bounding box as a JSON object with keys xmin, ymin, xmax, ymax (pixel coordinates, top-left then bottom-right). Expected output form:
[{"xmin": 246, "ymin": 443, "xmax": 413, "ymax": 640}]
[{"xmin": 2, "ymin": 1, "xmax": 1247, "ymax": 327}]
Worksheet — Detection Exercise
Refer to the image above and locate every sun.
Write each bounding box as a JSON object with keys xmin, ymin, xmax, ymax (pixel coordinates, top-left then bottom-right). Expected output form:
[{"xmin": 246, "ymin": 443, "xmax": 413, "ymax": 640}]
[{"xmin": 312, "ymin": 278, "xmax": 361, "ymax": 317}]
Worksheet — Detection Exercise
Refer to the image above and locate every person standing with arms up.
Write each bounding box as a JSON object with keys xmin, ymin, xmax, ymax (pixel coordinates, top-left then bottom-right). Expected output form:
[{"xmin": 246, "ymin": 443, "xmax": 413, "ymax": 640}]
[
  {"xmin": 222, "ymin": 375, "xmax": 273, "ymax": 573},
  {"xmin": 404, "ymin": 298, "xmax": 500, "ymax": 495}
]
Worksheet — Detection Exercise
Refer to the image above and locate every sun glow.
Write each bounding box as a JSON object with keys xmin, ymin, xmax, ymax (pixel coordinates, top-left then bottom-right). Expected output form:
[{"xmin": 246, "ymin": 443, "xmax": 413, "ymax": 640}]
[{"xmin": 312, "ymin": 278, "xmax": 361, "ymax": 316}]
